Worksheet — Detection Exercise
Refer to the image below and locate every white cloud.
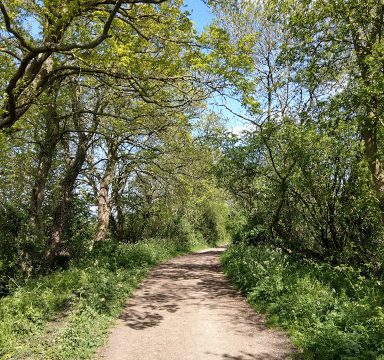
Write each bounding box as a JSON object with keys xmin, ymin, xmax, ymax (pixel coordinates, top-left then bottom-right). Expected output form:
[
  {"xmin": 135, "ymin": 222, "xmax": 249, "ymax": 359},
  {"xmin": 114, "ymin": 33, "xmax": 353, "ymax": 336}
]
[{"xmin": 230, "ymin": 123, "xmax": 254, "ymax": 136}]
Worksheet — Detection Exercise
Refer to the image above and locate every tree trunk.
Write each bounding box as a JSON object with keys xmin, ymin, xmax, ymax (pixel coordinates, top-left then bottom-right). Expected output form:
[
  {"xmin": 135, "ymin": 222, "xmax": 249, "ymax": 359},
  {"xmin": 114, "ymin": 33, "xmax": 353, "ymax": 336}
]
[
  {"xmin": 362, "ymin": 115, "xmax": 384, "ymax": 204},
  {"xmin": 30, "ymin": 96, "xmax": 61, "ymax": 233},
  {"xmin": 44, "ymin": 132, "xmax": 89, "ymax": 266},
  {"xmin": 116, "ymin": 198, "xmax": 126, "ymax": 240},
  {"xmin": 94, "ymin": 142, "xmax": 117, "ymax": 243},
  {"xmin": 351, "ymin": 13, "xmax": 384, "ymax": 211},
  {"xmin": 44, "ymin": 83, "xmax": 102, "ymax": 267}
]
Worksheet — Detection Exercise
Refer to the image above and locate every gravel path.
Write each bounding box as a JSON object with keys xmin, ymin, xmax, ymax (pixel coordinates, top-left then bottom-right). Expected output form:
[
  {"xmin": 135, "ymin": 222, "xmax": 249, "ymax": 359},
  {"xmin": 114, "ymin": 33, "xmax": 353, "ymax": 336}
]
[{"xmin": 98, "ymin": 248, "xmax": 294, "ymax": 360}]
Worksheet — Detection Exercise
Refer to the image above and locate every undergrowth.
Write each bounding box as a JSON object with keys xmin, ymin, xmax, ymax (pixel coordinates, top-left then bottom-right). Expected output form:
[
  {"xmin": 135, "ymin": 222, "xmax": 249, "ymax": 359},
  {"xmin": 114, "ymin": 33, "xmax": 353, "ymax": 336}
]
[
  {"xmin": 0, "ymin": 239, "xmax": 202, "ymax": 359},
  {"xmin": 221, "ymin": 244, "xmax": 384, "ymax": 360}
]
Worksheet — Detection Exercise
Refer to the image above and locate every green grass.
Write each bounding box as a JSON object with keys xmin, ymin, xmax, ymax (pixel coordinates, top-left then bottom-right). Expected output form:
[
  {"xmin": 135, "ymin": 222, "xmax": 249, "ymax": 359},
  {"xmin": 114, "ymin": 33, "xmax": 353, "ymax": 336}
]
[
  {"xmin": 0, "ymin": 239, "xmax": 202, "ymax": 359},
  {"xmin": 221, "ymin": 244, "xmax": 384, "ymax": 360}
]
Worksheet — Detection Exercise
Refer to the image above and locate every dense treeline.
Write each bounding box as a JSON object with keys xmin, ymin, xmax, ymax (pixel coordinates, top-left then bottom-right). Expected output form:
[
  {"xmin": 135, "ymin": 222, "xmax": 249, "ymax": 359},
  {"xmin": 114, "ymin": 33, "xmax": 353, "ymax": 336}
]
[
  {"xmin": 0, "ymin": 0, "xmax": 241, "ymax": 295},
  {"xmin": 212, "ymin": 2, "xmax": 384, "ymax": 357},
  {"xmin": 2, "ymin": 0, "xmax": 384, "ymax": 358},
  {"xmin": 213, "ymin": 0, "xmax": 384, "ymax": 273}
]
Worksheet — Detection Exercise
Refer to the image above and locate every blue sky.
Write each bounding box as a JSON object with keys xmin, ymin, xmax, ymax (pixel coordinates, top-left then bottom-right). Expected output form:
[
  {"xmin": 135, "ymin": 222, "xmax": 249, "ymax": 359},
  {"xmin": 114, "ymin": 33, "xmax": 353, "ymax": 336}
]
[
  {"xmin": 182, "ymin": 1, "xmax": 250, "ymax": 133},
  {"xmin": 183, "ymin": 0, "xmax": 214, "ymax": 33}
]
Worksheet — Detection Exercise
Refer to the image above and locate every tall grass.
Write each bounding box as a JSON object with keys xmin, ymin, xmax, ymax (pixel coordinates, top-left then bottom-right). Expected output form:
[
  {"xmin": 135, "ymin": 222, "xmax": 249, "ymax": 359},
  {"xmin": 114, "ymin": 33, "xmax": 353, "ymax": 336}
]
[{"xmin": 221, "ymin": 244, "xmax": 384, "ymax": 359}]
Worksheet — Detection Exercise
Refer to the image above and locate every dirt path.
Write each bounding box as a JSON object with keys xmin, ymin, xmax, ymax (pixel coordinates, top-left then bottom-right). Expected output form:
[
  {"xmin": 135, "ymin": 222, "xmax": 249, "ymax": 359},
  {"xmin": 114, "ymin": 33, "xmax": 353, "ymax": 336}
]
[{"xmin": 98, "ymin": 248, "xmax": 294, "ymax": 360}]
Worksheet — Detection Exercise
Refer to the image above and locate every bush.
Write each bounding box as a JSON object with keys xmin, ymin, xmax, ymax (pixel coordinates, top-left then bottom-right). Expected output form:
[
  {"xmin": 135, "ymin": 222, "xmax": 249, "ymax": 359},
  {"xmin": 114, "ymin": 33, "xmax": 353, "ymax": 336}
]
[
  {"xmin": 221, "ymin": 244, "xmax": 384, "ymax": 359},
  {"xmin": 0, "ymin": 203, "xmax": 28, "ymax": 295}
]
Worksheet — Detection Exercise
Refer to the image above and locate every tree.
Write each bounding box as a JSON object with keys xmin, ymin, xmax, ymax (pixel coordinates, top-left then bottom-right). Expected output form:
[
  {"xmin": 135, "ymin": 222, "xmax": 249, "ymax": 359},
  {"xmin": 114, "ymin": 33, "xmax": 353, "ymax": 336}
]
[
  {"xmin": 0, "ymin": 0, "xmax": 174, "ymax": 129},
  {"xmin": 278, "ymin": 0, "xmax": 384, "ymax": 210},
  {"xmin": 212, "ymin": 0, "xmax": 384, "ymax": 266}
]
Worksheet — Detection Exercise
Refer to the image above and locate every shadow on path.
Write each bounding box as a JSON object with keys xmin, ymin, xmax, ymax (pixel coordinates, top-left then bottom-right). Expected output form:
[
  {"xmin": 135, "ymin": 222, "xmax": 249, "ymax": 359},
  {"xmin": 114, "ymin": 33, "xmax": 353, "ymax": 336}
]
[
  {"xmin": 100, "ymin": 248, "xmax": 294, "ymax": 360},
  {"xmin": 118, "ymin": 249, "xmax": 268, "ymax": 334}
]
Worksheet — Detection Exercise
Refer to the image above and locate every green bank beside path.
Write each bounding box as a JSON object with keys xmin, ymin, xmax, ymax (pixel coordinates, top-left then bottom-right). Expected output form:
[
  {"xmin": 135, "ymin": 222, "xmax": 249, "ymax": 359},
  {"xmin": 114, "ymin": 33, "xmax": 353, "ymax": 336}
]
[
  {"xmin": 0, "ymin": 239, "xmax": 207, "ymax": 360},
  {"xmin": 221, "ymin": 244, "xmax": 384, "ymax": 360}
]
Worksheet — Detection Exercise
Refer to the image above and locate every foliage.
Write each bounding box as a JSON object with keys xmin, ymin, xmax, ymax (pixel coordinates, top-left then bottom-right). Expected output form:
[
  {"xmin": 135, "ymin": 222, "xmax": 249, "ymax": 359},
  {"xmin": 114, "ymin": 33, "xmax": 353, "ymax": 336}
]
[
  {"xmin": 213, "ymin": 0, "xmax": 384, "ymax": 271},
  {"xmin": 218, "ymin": 118, "xmax": 384, "ymax": 268},
  {"xmin": 2, "ymin": 0, "xmax": 384, "ymax": 358},
  {"xmin": 222, "ymin": 244, "xmax": 384, "ymax": 359},
  {"xmin": 0, "ymin": 0, "xmax": 233, "ymax": 289}
]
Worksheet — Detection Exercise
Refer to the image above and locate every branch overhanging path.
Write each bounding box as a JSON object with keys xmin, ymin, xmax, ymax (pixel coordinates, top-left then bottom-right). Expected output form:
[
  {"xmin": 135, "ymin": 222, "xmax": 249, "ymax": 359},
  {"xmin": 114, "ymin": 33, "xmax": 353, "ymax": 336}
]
[{"xmin": 98, "ymin": 248, "xmax": 294, "ymax": 360}]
